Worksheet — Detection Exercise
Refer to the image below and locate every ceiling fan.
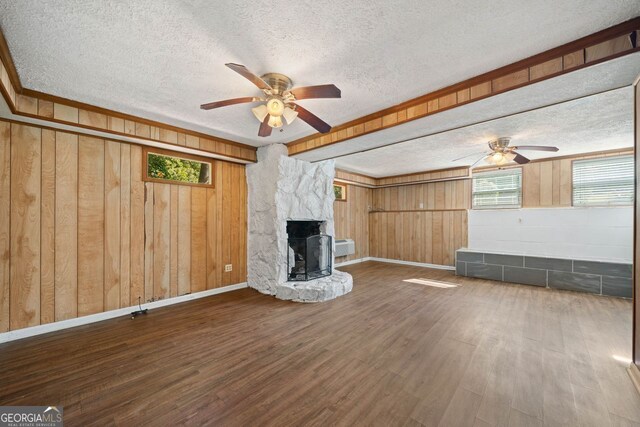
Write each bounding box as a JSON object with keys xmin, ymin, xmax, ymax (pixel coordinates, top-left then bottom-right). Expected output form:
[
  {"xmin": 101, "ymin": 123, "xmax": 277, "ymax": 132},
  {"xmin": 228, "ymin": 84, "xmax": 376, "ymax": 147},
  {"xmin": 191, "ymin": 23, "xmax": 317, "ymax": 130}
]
[
  {"xmin": 200, "ymin": 63, "xmax": 341, "ymax": 137},
  {"xmin": 453, "ymin": 137, "xmax": 559, "ymax": 167}
]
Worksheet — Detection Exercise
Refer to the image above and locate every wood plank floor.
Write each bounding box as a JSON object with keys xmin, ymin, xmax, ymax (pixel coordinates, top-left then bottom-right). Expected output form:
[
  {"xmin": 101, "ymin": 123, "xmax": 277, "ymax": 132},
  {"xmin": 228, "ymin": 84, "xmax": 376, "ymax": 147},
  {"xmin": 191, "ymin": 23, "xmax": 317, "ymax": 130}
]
[{"xmin": 1, "ymin": 261, "xmax": 639, "ymax": 426}]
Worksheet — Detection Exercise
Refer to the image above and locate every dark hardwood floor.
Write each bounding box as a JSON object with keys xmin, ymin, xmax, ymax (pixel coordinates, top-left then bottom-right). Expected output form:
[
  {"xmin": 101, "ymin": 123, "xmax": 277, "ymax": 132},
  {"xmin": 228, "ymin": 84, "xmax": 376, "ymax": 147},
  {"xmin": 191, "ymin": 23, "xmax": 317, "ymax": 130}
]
[{"xmin": 1, "ymin": 261, "xmax": 638, "ymax": 426}]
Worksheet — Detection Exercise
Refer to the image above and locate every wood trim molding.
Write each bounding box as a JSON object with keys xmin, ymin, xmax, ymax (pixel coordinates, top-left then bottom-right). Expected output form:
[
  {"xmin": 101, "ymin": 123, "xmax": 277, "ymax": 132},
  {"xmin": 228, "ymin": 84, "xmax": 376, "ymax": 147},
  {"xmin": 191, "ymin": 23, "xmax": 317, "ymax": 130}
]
[
  {"xmin": 0, "ymin": 28, "xmax": 21, "ymax": 92},
  {"xmin": 0, "ymin": 28, "xmax": 257, "ymax": 162},
  {"xmin": 336, "ymin": 165, "xmax": 471, "ymax": 188},
  {"xmin": 288, "ymin": 18, "xmax": 640, "ymax": 156}
]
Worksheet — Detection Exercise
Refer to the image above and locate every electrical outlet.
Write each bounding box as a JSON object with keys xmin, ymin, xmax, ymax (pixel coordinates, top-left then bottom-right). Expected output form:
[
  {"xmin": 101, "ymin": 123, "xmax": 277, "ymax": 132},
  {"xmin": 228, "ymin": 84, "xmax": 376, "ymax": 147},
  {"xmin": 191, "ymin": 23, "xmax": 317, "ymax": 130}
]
[
  {"xmin": 419, "ymin": 202, "xmax": 424, "ymax": 209},
  {"xmin": 224, "ymin": 264, "xmax": 233, "ymax": 272}
]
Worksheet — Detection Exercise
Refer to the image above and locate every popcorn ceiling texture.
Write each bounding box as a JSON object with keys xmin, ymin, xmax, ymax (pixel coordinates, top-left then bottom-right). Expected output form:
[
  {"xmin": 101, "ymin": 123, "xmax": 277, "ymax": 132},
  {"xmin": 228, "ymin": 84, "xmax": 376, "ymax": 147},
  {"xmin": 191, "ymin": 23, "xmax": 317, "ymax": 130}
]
[
  {"xmin": 246, "ymin": 144, "xmax": 352, "ymax": 302},
  {"xmin": 1, "ymin": 0, "xmax": 638, "ymax": 146}
]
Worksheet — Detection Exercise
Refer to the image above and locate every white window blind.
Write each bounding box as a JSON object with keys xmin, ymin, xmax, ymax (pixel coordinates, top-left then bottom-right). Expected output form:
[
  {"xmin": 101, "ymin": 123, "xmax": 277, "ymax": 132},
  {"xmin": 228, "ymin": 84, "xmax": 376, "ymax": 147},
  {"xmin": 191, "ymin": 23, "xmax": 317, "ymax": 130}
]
[
  {"xmin": 472, "ymin": 168, "xmax": 522, "ymax": 209},
  {"xmin": 573, "ymin": 155, "xmax": 634, "ymax": 206}
]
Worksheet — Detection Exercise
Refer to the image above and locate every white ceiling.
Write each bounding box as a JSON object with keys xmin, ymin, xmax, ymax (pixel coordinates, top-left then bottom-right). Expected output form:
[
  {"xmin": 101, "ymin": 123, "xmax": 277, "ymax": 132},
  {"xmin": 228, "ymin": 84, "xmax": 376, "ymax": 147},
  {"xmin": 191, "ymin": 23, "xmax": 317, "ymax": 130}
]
[
  {"xmin": 1, "ymin": 0, "xmax": 639, "ymax": 146},
  {"xmin": 330, "ymin": 86, "xmax": 633, "ymax": 177}
]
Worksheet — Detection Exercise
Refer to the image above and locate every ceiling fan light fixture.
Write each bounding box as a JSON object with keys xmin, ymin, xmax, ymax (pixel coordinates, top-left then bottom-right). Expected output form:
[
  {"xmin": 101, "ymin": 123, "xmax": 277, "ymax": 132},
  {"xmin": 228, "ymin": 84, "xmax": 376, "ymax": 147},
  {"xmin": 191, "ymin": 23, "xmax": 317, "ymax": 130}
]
[
  {"xmin": 283, "ymin": 106, "xmax": 298, "ymax": 125},
  {"xmin": 268, "ymin": 114, "xmax": 283, "ymax": 128},
  {"xmin": 505, "ymin": 152, "xmax": 517, "ymax": 161},
  {"xmin": 266, "ymin": 98, "xmax": 285, "ymax": 116},
  {"xmin": 252, "ymin": 104, "xmax": 268, "ymax": 122},
  {"xmin": 491, "ymin": 152, "xmax": 505, "ymax": 163}
]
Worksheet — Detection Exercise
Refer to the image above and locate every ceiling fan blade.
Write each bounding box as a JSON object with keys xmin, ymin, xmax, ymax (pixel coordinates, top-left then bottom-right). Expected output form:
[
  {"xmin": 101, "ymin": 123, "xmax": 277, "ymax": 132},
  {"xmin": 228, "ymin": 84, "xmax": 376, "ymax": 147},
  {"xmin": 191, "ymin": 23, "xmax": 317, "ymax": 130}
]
[
  {"xmin": 200, "ymin": 97, "xmax": 263, "ymax": 110},
  {"xmin": 292, "ymin": 103, "xmax": 332, "ymax": 133},
  {"xmin": 512, "ymin": 145, "xmax": 559, "ymax": 152},
  {"xmin": 512, "ymin": 152, "xmax": 530, "ymax": 164},
  {"xmin": 258, "ymin": 115, "xmax": 272, "ymax": 137},
  {"xmin": 452, "ymin": 151, "xmax": 488, "ymax": 162},
  {"xmin": 290, "ymin": 84, "xmax": 341, "ymax": 100},
  {"xmin": 225, "ymin": 63, "xmax": 272, "ymax": 91},
  {"xmin": 470, "ymin": 155, "xmax": 489, "ymax": 169}
]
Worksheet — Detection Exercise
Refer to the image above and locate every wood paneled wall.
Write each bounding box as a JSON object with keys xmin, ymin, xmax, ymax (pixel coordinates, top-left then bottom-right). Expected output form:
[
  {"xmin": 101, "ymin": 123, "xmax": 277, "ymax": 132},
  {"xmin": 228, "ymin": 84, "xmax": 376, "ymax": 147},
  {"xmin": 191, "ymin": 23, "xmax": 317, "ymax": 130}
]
[
  {"xmin": 372, "ymin": 179, "xmax": 470, "ymax": 211},
  {"xmin": 0, "ymin": 120, "xmax": 247, "ymax": 332},
  {"xmin": 333, "ymin": 184, "xmax": 372, "ymax": 262},
  {"xmin": 369, "ymin": 211, "xmax": 468, "ymax": 266},
  {"xmin": 333, "ymin": 177, "xmax": 471, "ymax": 267}
]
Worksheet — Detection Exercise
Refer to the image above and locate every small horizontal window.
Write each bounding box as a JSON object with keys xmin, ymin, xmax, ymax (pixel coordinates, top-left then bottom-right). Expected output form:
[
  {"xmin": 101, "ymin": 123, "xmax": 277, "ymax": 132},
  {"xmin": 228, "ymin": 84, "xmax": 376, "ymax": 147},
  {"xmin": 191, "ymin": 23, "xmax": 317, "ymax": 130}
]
[
  {"xmin": 472, "ymin": 168, "xmax": 522, "ymax": 209},
  {"xmin": 143, "ymin": 148, "xmax": 213, "ymax": 187},
  {"xmin": 573, "ymin": 155, "xmax": 633, "ymax": 207}
]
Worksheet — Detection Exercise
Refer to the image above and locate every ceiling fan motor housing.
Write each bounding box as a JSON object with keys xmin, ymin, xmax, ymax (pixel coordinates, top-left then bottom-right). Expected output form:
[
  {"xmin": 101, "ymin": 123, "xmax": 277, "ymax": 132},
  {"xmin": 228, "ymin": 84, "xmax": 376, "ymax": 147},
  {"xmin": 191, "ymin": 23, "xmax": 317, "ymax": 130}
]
[
  {"xmin": 261, "ymin": 73, "xmax": 293, "ymax": 95},
  {"xmin": 489, "ymin": 137, "xmax": 512, "ymax": 151}
]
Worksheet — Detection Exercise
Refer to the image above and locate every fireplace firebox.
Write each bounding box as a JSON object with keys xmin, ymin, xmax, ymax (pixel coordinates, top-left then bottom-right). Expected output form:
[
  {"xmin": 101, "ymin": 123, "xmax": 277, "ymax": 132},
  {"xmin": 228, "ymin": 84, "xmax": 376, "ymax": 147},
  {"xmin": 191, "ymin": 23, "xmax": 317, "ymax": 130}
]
[{"xmin": 287, "ymin": 221, "xmax": 332, "ymax": 281}]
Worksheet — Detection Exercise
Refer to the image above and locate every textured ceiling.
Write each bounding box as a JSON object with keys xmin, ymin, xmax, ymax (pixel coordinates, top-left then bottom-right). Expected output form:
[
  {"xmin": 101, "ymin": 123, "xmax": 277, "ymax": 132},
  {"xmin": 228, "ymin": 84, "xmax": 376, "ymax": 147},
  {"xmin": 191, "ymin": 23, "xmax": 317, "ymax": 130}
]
[
  {"xmin": 1, "ymin": 0, "xmax": 639, "ymax": 146},
  {"xmin": 331, "ymin": 86, "xmax": 633, "ymax": 177}
]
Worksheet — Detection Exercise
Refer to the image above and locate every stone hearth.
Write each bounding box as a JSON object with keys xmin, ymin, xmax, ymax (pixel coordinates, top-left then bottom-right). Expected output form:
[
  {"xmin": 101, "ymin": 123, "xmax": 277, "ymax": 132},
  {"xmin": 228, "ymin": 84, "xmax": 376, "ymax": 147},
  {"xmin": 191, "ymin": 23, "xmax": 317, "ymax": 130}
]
[{"xmin": 246, "ymin": 144, "xmax": 353, "ymax": 302}]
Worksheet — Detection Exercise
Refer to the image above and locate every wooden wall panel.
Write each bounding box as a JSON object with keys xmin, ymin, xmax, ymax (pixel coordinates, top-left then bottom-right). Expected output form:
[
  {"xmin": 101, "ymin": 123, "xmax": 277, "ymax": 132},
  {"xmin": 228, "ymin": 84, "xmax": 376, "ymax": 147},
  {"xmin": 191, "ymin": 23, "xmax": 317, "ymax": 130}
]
[
  {"xmin": 333, "ymin": 184, "xmax": 371, "ymax": 262},
  {"xmin": 130, "ymin": 146, "xmax": 144, "ymax": 305},
  {"xmin": 78, "ymin": 136, "xmax": 104, "ymax": 316},
  {"xmin": 191, "ymin": 188, "xmax": 207, "ymax": 293},
  {"xmin": 177, "ymin": 186, "xmax": 191, "ymax": 295},
  {"xmin": 120, "ymin": 144, "xmax": 131, "ymax": 307},
  {"xmin": 10, "ymin": 123, "xmax": 41, "ymax": 329},
  {"xmin": 143, "ymin": 182, "xmax": 154, "ymax": 300},
  {"xmin": 40, "ymin": 129, "xmax": 55, "ymax": 324},
  {"xmin": 170, "ymin": 186, "xmax": 178, "ymax": 298},
  {"xmin": 153, "ymin": 184, "xmax": 171, "ymax": 299},
  {"xmin": 1, "ymin": 119, "xmax": 248, "ymax": 333},
  {"xmin": 0, "ymin": 121, "xmax": 10, "ymax": 332},
  {"xmin": 104, "ymin": 140, "xmax": 121, "ymax": 311},
  {"xmin": 54, "ymin": 132, "xmax": 77, "ymax": 321}
]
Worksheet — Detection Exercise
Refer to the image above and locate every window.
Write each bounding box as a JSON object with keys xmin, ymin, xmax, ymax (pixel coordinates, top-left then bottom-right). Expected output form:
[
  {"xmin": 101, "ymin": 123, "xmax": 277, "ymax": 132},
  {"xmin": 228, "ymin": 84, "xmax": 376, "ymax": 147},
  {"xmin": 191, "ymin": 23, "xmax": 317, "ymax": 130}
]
[
  {"xmin": 143, "ymin": 148, "xmax": 213, "ymax": 187},
  {"xmin": 472, "ymin": 168, "xmax": 522, "ymax": 209},
  {"xmin": 572, "ymin": 155, "xmax": 633, "ymax": 206},
  {"xmin": 334, "ymin": 183, "xmax": 347, "ymax": 201}
]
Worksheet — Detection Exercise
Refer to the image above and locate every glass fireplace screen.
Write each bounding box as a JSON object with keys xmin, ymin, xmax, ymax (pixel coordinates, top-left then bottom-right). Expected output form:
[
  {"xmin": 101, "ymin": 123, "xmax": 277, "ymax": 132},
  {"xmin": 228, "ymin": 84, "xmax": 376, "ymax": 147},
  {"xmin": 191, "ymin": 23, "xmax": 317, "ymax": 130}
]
[{"xmin": 287, "ymin": 234, "xmax": 333, "ymax": 281}]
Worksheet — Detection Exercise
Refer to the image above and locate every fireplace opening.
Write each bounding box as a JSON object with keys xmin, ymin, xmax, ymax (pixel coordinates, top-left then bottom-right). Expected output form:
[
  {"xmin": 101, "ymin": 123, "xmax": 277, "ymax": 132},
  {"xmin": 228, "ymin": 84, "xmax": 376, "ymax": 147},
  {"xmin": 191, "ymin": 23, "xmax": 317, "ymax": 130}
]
[{"xmin": 287, "ymin": 221, "xmax": 332, "ymax": 281}]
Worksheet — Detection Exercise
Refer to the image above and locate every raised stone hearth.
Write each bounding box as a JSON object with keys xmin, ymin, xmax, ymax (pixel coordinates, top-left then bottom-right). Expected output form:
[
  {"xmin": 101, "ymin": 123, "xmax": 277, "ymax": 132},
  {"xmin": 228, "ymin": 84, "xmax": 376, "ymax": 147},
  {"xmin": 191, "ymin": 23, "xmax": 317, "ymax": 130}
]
[{"xmin": 246, "ymin": 144, "xmax": 353, "ymax": 302}]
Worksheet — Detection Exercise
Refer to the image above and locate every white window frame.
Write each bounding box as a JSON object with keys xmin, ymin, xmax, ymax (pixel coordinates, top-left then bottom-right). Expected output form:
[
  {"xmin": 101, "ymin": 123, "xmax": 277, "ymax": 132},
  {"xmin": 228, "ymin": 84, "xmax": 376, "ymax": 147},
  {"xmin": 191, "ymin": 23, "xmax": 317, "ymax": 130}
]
[
  {"xmin": 472, "ymin": 168, "xmax": 522, "ymax": 209},
  {"xmin": 572, "ymin": 155, "xmax": 634, "ymax": 207}
]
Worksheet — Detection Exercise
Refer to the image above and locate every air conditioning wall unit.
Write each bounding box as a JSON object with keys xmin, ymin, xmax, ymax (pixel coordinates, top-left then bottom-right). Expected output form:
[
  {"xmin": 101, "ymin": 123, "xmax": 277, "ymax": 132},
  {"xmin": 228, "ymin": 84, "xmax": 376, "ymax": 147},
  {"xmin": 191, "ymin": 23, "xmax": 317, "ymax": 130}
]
[{"xmin": 335, "ymin": 239, "xmax": 355, "ymax": 257}]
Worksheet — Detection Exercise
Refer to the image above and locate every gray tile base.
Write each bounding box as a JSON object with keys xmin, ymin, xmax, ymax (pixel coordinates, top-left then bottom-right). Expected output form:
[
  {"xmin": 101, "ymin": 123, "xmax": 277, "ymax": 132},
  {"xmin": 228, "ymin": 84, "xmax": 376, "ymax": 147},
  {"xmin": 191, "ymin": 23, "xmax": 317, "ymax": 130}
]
[
  {"xmin": 455, "ymin": 249, "xmax": 631, "ymax": 298},
  {"xmin": 602, "ymin": 276, "xmax": 632, "ymax": 298},
  {"xmin": 466, "ymin": 263, "xmax": 503, "ymax": 281},
  {"xmin": 548, "ymin": 271, "xmax": 601, "ymax": 294},
  {"xmin": 503, "ymin": 266, "xmax": 546, "ymax": 287}
]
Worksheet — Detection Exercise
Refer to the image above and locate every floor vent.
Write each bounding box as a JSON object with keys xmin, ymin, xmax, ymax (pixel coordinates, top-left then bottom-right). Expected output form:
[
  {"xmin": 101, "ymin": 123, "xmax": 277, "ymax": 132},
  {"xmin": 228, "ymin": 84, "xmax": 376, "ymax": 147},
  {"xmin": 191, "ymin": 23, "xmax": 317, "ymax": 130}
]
[{"xmin": 403, "ymin": 278, "xmax": 458, "ymax": 288}]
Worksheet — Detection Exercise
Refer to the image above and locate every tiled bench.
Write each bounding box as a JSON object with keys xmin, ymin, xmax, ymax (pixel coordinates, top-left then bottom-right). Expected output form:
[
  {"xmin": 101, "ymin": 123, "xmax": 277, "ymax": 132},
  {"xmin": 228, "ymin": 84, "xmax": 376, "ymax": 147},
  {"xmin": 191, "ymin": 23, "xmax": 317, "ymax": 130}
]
[{"xmin": 455, "ymin": 249, "xmax": 632, "ymax": 298}]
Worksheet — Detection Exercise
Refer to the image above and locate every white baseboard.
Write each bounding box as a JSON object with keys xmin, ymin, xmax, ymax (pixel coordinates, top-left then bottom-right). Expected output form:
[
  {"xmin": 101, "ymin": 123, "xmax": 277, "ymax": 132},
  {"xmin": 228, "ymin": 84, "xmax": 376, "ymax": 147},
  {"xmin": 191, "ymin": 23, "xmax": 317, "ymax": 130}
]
[
  {"xmin": 335, "ymin": 256, "xmax": 454, "ymax": 271},
  {"xmin": 335, "ymin": 257, "xmax": 373, "ymax": 267},
  {"xmin": 0, "ymin": 282, "xmax": 247, "ymax": 344},
  {"xmin": 629, "ymin": 363, "xmax": 640, "ymax": 396}
]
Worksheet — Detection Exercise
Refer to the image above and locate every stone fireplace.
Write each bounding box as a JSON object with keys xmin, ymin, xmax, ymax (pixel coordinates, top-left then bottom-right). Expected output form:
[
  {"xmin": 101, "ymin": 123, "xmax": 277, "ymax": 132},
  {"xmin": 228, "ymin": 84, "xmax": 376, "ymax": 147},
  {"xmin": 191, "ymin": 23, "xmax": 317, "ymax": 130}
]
[{"xmin": 246, "ymin": 144, "xmax": 353, "ymax": 302}]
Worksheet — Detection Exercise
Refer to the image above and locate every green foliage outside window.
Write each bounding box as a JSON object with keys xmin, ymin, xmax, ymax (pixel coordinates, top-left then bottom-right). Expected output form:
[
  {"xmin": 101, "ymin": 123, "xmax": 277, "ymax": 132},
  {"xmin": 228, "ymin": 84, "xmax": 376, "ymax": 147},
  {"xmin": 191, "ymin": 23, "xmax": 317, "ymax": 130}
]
[{"xmin": 147, "ymin": 152, "xmax": 210, "ymax": 184}]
